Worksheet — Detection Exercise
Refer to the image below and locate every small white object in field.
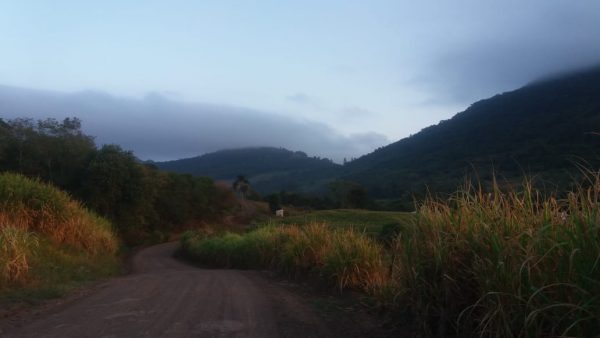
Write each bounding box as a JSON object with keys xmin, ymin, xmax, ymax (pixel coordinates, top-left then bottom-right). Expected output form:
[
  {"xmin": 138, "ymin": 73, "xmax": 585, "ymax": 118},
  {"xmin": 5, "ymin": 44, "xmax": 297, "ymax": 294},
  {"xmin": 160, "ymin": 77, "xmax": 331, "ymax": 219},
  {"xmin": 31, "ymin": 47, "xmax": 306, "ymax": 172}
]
[{"xmin": 276, "ymin": 209, "xmax": 284, "ymax": 217}]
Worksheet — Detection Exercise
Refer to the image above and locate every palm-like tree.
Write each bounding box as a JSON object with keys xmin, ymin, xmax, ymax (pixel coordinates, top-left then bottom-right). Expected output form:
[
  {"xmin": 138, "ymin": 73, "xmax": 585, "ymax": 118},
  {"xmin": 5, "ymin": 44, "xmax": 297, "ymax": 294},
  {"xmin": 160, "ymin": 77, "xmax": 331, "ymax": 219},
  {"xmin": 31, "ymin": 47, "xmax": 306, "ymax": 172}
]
[{"xmin": 232, "ymin": 175, "xmax": 250, "ymax": 200}]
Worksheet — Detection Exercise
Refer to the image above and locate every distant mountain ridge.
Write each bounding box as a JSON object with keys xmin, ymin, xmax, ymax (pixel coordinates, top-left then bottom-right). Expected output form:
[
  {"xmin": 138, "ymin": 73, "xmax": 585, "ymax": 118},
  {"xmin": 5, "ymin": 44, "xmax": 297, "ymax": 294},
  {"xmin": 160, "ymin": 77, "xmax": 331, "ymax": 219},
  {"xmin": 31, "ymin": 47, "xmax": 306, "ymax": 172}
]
[
  {"xmin": 156, "ymin": 66, "xmax": 600, "ymax": 203},
  {"xmin": 342, "ymin": 65, "xmax": 600, "ymax": 198},
  {"xmin": 155, "ymin": 147, "xmax": 340, "ymax": 194}
]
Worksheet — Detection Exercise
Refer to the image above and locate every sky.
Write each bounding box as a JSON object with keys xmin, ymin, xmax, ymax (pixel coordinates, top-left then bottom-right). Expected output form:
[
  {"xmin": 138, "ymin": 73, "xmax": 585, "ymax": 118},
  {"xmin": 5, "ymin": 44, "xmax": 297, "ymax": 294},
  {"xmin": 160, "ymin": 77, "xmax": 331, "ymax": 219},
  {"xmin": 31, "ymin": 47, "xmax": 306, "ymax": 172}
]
[{"xmin": 1, "ymin": 1, "xmax": 600, "ymax": 162}]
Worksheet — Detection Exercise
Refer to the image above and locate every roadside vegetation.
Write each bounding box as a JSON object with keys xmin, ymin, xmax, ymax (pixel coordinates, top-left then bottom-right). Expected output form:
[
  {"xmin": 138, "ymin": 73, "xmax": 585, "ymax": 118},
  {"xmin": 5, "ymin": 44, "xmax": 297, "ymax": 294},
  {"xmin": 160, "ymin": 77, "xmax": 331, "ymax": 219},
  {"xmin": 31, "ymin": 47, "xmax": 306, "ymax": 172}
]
[
  {"xmin": 0, "ymin": 173, "xmax": 119, "ymax": 300},
  {"xmin": 262, "ymin": 208, "xmax": 413, "ymax": 238},
  {"xmin": 181, "ymin": 175, "xmax": 600, "ymax": 337},
  {"xmin": 0, "ymin": 117, "xmax": 236, "ymax": 245},
  {"xmin": 0, "ymin": 117, "xmax": 236, "ymax": 303}
]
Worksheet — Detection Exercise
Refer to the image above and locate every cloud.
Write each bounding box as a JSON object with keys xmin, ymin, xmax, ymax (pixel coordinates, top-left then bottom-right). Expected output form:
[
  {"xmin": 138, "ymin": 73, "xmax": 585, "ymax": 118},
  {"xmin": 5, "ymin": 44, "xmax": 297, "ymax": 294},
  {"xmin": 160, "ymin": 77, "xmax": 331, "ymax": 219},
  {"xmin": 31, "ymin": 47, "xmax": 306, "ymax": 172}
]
[
  {"xmin": 0, "ymin": 85, "xmax": 388, "ymax": 162},
  {"xmin": 340, "ymin": 106, "xmax": 376, "ymax": 120},
  {"xmin": 408, "ymin": 1, "xmax": 600, "ymax": 105},
  {"xmin": 286, "ymin": 92, "xmax": 322, "ymax": 108}
]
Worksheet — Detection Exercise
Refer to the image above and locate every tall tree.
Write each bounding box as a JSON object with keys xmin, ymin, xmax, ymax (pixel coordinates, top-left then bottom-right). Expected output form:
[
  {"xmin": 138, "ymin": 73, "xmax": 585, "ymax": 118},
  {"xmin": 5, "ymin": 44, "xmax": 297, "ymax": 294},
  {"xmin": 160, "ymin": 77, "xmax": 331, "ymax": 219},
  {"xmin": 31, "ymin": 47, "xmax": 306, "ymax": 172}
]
[{"xmin": 232, "ymin": 175, "xmax": 250, "ymax": 200}]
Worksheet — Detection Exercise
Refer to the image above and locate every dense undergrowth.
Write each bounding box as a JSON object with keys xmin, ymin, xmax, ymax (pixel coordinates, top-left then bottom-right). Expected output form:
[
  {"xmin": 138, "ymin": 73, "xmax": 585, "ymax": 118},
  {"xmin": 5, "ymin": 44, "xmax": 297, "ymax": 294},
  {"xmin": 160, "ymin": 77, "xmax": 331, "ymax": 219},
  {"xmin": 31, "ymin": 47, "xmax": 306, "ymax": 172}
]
[
  {"xmin": 181, "ymin": 175, "xmax": 600, "ymax": 337},
  {"xmin": 0, "ymin": 173, "xmax": 119, "ymax": 299}
]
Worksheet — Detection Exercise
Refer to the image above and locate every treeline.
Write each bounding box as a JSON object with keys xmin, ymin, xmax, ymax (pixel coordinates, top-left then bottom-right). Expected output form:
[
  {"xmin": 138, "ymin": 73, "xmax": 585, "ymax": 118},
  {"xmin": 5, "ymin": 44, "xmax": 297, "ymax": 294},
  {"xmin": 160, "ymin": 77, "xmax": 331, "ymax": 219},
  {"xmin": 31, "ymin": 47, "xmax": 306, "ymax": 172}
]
[
  {"xmin": 0, "ymin": 117, "xmax": 235, "ymax": 245},
  {"xmin": 263, "ymin": 180, "xmax": 372, "ymax": 212}
]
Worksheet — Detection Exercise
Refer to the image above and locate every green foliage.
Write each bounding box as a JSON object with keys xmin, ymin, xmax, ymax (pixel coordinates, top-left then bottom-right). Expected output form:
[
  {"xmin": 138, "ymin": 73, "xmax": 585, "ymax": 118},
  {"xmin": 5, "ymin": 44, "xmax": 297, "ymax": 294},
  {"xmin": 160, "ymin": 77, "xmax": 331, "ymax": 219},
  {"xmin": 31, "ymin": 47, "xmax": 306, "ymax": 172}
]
[
  {"xmin": 156, "ymin": 147, "xmax": 341, "ymax": 195},
  {"xmin": 266, "ymin": 191, "xmax": 337, "ymax": 210},
  {"xmin": 265, "ymin": 194, "xmax": 280, "ymax": 214},
  {"xmin": 343, "ymin": 67, "xmax": 600, "ymax": 205},
  {"xmin": 328, "ymin": 180, "xmax": 371, "ymax": 209},
  {"xmin": 184, "ymin": 175, "xmax": 600, "ymax": 337},
  {"xmin": 377, "ymin": 222, "xmax": 404, "ymax": 247},
  {"xmin": 0, "ymin": 117, "xmax": 236, "ymax": 245},
  {"xmin": 392, "ymin": 177, "xmax": 600, "ymax": 337},
  {"xmin": 1, "ymin": 236, "xmax": 120, "ymax": 302},
  {"xmin": 268, "ymin": 209, "xmax": 414, "ymax": 237},
  {"xmin": 181, "ymin": 223, "xmax": 388, "ymax": 293},
  {"xmin": 0, "ymin": 117, "xmax": 96, "ymax": 193}
]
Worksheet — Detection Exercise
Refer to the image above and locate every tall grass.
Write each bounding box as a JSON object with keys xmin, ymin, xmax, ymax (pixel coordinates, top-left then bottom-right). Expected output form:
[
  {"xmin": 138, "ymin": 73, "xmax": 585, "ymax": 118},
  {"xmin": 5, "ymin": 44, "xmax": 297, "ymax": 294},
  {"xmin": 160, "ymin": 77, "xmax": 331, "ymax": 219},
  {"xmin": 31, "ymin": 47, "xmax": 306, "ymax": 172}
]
[
  {"xmin": 182, "ymin": 174, "xmax": 600, "ymax": 337},
  {"xmin": 0, "ymin": 226, "xmax": 37, "ymax": 285},
  {"xmin": 181, "ymin": 223, "xmax": 388, "ymax": 294},
  {"xmin": 0, "ymin": 173, "xmax": 118, "ymax": 288},
  {"xmin": 0, "ymin": 173, "xmax": 117, "ymax": 254},
  {"xmin": 393, "ymin": 177, "xmax": 600, "ymax": 337}
]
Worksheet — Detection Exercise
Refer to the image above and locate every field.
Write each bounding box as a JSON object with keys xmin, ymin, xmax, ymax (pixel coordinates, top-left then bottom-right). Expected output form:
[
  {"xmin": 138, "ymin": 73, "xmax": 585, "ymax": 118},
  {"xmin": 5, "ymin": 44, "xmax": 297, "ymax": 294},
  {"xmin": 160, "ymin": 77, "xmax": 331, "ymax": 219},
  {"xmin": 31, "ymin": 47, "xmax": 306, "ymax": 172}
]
[
  {"xmin": 258, "ymin": 208, "xmax": 414, "ymax": 237},
  {"xmin": 182, "ymin": 177, "xmax": 600, "ymax": 337}
]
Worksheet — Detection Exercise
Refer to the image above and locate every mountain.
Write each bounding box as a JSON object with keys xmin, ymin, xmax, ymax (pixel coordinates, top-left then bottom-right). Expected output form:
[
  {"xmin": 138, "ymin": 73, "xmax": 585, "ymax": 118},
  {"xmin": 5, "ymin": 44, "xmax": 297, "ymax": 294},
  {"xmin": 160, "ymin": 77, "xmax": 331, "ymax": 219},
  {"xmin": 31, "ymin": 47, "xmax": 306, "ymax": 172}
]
[
  {"xmin": 155, "ymin": 147, "xmax": 341, "ymax": 194},
  {"xmin": 156, "ymin": 66, "xmax": 600, "ymax": 205},
  {"xmin": 343, "ymin": 65, "xmax": 600, "ymax": 199}
]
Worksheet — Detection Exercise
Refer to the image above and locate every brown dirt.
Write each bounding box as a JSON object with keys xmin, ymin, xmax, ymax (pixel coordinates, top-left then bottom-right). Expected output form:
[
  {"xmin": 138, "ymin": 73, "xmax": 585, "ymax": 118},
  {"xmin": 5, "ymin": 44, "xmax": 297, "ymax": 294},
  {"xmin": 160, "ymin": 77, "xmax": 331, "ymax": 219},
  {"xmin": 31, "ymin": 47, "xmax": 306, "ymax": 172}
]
[{"xmin": 0, "ymin": 242, "xmax": 398, "ymax": 337}]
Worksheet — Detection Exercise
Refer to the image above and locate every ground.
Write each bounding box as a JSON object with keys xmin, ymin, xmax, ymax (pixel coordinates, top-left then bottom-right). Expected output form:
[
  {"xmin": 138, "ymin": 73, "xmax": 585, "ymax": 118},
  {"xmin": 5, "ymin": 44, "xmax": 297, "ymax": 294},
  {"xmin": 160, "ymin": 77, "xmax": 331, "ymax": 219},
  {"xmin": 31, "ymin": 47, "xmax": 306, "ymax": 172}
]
[{"xmin": 0, "ymin": 242, "xmax": 397, "ymax": 337}]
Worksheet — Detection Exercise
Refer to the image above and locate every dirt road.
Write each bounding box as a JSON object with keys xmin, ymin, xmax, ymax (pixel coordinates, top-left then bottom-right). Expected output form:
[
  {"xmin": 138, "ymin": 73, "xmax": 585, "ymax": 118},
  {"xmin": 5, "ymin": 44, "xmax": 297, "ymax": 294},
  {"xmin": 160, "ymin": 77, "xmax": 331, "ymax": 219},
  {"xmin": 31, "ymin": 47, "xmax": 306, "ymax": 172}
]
[{"xmin": 1, "ymin": 242, "xmax": 342, "ymax": 337}]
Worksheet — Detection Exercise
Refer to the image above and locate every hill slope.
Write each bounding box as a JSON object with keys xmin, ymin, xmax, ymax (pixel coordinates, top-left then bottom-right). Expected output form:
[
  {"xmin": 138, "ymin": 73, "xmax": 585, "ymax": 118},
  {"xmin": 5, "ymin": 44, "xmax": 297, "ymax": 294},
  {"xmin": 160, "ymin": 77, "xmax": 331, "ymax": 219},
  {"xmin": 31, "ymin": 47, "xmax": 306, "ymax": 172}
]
[
  {"xmin": 344, "ymin": 66, "xmax": 600, "ymax": 198},
  {"xmin": 155, "ymin": 147, "xmax": 341, "ymax": 194}
]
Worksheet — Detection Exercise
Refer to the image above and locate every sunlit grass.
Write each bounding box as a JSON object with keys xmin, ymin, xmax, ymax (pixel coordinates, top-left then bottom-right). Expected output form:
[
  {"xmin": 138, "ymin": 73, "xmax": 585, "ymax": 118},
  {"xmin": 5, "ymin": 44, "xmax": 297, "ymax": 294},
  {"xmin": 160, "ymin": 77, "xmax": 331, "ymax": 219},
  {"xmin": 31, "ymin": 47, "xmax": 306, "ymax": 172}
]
[
  {"xmin": 0, "ymin": 226, "xmax": 37, "ymax": 285},
  {"xmin": 182, "ymin": 223, "xmax": 388, "ymax": 294},
  {"xmin": 0, "ymin": 173, "xmax": 119, "ymax": 299},
  {"xmin": 0, "ymin": 173, "xmax": 117, "ymax": 254}
]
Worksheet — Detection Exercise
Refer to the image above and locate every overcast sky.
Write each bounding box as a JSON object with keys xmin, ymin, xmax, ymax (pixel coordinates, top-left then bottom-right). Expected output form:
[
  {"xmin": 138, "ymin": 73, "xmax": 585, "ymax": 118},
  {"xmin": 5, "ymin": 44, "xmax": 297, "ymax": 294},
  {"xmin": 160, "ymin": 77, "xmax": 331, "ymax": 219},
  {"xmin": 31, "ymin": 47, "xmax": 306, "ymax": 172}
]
[{"xmin": 1, "ymin": 1, "xmax": 600, "ymax": 161}]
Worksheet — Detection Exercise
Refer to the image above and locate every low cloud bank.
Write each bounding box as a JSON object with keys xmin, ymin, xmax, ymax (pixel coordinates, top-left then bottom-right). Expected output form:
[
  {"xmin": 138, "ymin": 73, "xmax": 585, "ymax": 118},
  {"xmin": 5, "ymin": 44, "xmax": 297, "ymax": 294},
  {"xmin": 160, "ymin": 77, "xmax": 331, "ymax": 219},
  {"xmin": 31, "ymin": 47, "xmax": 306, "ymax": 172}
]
[{"xmin": 0, "ymin": 86, "xmax": 388, "ymax": 162}]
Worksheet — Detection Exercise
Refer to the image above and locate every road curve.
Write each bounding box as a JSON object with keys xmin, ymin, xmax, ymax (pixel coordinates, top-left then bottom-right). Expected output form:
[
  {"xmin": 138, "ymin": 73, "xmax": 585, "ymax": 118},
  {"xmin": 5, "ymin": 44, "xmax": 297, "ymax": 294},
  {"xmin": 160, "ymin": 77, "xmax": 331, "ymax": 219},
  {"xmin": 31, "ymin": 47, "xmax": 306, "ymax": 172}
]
[{"xmin": 2, "ymin": 242, "xmax": 332, "ymax": 337}]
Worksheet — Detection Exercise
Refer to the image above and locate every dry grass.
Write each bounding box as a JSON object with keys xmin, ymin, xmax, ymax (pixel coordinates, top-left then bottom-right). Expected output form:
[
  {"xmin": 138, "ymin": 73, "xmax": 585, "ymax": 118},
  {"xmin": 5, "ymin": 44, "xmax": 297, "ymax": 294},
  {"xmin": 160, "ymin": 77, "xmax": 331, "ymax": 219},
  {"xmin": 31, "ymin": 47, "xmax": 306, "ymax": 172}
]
[
  {"xmin": 0, "ymin": 173, "xmax": 118, "ymax": 287},
  {"xmin": 0, "ymin": 173, "xmax": 117, "ymax": 254},
  {"xmin": 182, "ymin": 173, "xmax": 600, "ymax": 337},
  {"xmin": 0, "ymin": 226, "xmax": 37, "ymax": 285},
  {"xmin": 392, "ymin": 176, "xmax": 600, "ymax": 337},
  {"xmin": 181, "ymin": 223, "xmax": 389, "ymax": 294}
]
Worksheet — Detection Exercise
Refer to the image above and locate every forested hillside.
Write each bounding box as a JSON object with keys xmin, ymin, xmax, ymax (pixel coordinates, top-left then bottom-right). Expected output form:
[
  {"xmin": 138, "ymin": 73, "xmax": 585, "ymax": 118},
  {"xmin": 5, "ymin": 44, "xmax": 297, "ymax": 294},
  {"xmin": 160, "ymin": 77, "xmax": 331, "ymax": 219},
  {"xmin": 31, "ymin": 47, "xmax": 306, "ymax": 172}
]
[
  {"xmin": 156, "ymin": 147, "xmax": 341, "ymax": 194},
  {"xmin": 343, "ymin": 66, "xmax": 600, "ymax": 201},
  {"xmin": 0, "ymin": 118, "xmax": 235, "ymax": 245}
]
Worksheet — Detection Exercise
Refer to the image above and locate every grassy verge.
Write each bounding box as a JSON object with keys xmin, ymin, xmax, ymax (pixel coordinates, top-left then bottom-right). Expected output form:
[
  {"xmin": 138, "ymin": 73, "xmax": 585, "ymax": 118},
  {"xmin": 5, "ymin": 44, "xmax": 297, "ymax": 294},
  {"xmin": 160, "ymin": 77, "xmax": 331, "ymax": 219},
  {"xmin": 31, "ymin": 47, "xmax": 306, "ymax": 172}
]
[
  {"xmin": 260, "ymin": 209, "xmax": 414, "ymax": 238},
  {"xmin": 181, "ymin": 175, "xmax": 600, "ymax": 337},
  {"xmin": 0, "ymin": 173, "xmax": 120, "ymax": 303},
  {"xmin": 181, "ymin": 223, "xmax": 389, "ymax": 293},
  {"xmin": 396, "ymin": 178, "xmax": 600, "ymax": 337}
]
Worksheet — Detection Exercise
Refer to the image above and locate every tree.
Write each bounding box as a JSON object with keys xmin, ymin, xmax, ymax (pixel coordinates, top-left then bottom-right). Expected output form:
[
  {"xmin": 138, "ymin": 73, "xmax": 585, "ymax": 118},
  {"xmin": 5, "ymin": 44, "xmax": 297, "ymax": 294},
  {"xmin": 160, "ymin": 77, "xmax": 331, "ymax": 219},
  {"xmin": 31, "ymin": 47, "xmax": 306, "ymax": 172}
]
[
  {"xmin": 265, "ymin": 194, "xmax": 282, "ymax": 214},
  {"xmin": 0, "ymin": 117, "xmax": 95, "ymax": 191},
  {"xmin": 232, "ymin": 175, "xmax": 250, "ymax": 200},
  {"xmin": 82, "ymin": 145, "xmax": 155, "ymax": 238},
  {"xmin": 328, "ymin": 180, "xmax": 370, "ymax": 209}
]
